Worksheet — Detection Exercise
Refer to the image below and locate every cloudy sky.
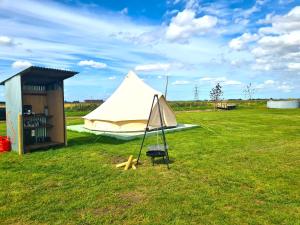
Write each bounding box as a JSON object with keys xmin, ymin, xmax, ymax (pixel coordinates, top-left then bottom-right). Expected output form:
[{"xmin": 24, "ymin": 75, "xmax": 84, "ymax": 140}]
[{"xmin": 0, "ymin": 0, "xmax": 299, "ymax": 101}]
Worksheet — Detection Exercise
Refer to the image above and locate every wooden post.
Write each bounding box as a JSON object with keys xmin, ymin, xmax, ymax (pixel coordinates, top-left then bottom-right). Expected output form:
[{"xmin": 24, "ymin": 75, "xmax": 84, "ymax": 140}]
[
  {"xmin": 64, "ymin": 117, "xmax": 68, "ymax": 147},
  {"xmin": 18, "ymin": 113, "xmax": 23, "ymax": 155}
]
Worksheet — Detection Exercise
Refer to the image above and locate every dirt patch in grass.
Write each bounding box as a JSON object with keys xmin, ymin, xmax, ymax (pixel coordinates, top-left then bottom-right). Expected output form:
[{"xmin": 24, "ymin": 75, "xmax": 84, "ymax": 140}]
[
  {"xmin": 79, "ymin": 204, "xmax": 127, "ymax": 220},
  {"xmin": 255, "ymin": 199, "xmax": 265, "ymax": 205},
  {"xmin": 110, "ymin": 155, "xmax": 127, "ymax": 164},
  {"xmin": 224, "ymin": 204, "xmax": 234, "ymax": 211},
  {"xmin": 92, "ymin": 205, "xmax": 126, "ymax": 217},
  {"xmin": 97, "ymin": 151, "xmax": 127, "ymax": 164},
  {"xmin": 118, "ymin": 191, "xmax": 146, "ymax": 205},
  {"xmin": 80, "ymin": 191, "xmax": 146, "ymax": 218}
]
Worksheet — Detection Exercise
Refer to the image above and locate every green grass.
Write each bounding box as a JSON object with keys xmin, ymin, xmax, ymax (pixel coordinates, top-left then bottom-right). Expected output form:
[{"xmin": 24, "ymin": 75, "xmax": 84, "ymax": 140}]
[
  {"xmin": 65, "ymin": 110, "xmax": 90, "ymax": 117},
  {"xmin": 168, "ymin": 100, "xmax": 268, "ymax": 111},
  {"xmin": 0, "ymin": 108, "xmax": 299, "ymax": 224}
]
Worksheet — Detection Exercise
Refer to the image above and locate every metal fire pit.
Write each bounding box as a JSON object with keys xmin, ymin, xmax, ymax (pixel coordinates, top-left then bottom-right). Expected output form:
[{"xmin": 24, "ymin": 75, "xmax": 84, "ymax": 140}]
[{"xmin": 146, "ymin": 145, "xmax": 168, "ymax": 166}]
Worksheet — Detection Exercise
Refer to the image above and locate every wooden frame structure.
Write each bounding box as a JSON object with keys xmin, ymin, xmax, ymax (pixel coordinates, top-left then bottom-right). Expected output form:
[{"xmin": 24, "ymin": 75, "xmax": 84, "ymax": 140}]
[
  {"xmin": 137, "ymin": 94, "xmax": 170, "ymax": 169},
  {"xmin": 216, "ymin": 102, "xmax": 236, "ymax": 110}
]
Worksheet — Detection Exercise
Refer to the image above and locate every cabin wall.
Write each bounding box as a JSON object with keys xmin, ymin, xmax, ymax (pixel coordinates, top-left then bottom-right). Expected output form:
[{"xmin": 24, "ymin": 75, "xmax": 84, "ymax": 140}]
[
  {"xmin": 5, "ymin": 76, "xmax": 22, "ymax": 151},
  {"xmin": 23, "ymin": 95, "xmax": 47, "ymax": 113},
  {"xmin": 46, "ymin": 82, "xmax": 65, "ymax": 143}
]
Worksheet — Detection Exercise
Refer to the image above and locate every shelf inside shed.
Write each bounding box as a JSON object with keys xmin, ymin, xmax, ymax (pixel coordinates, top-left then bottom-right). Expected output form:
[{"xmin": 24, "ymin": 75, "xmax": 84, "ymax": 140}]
[{"xmin": 22, "ymin": 82, "xmax": 65, "ymax": 151}]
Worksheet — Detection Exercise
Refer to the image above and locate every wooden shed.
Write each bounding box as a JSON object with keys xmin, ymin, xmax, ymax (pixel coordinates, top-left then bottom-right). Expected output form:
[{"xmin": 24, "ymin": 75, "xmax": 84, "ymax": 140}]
[{"xmin": 0, "ymin": 66, "xmax": 78, "ymax": 153}]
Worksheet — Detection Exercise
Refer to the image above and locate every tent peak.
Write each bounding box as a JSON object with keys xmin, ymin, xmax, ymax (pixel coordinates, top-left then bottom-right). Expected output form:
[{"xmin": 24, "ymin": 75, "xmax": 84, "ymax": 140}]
[{"xmin": 126, "ymin": 70, "xmax": 139, "ymax": 79}]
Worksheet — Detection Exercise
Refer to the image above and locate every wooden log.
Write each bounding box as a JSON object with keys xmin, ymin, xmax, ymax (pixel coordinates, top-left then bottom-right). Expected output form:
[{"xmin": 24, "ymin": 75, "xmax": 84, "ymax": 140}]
[
  {"xmin": 132, "ymin": 164, "xmax": 137, "ymax": 170},
  {"xmin": 116, "ymin": 162, "xmax": 127, "ymax": 168},
  {"xmin": 116, "ymin": 159, "xmax": 137, "ymax": 168},
  {"xmin": 124, "ymin": 155, "xmax": 133, "ymax": 171}
]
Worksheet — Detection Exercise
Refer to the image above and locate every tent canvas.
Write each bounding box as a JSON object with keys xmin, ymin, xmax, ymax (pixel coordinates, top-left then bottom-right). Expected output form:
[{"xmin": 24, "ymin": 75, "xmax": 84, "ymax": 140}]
[{"xmin": 83, "ymin": 71, "xmax": 177, "ymax": 132}]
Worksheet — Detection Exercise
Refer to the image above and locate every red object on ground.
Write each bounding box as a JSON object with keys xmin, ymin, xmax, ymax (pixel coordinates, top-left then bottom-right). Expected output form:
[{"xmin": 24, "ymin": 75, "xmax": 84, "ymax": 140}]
[{"xmin": 0, "ymin": 136, "xmax": 11, "ymax": 153}]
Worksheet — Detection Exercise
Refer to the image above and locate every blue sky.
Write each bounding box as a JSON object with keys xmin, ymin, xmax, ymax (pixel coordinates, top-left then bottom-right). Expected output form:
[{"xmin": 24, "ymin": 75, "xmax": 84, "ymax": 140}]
[{"xmin": 0, "ymin": 0, "xmax": 299, "ymax": 101}]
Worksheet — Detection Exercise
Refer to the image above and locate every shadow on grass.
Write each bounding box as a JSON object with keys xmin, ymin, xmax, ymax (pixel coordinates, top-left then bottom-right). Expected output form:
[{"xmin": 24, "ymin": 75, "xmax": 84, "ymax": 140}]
[
  {"xmin": 146, "ymin": 157, "xmax": 175, "ymax": 165},
  {"xmin": 67, "ymin": 133, "xmax": 134, "ymax": 146},
  {"xmin": 27, "ymin": 144, "xmax": 66, "ymax": 154},
  {"xmin": 27, "ymin": 133, "xmax": 135, "ymax": 154}
]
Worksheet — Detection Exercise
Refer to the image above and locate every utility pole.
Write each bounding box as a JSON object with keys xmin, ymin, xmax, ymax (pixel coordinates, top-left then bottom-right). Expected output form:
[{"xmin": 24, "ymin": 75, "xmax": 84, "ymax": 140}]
[
  {"xmin": 194, "ymin": 85, "xmax": 199, "ymax": 101},
  {"xmin": 164, "ymin": 75, "xmax": 169, "ymax": 99}
]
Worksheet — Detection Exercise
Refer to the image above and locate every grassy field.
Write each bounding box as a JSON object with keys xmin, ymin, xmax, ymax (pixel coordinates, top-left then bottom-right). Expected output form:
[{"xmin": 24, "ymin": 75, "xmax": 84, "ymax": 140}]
[
  {"xmin": 64, "ymin": 100, "xmax": 268, "ymax": 117},
  {"xmin": 65, "ymin": 102, "xmax": 101, "ymax": 117},
  {"xmin": 0, "ymin": 108, "xmax": 299, "ymax": 224}
]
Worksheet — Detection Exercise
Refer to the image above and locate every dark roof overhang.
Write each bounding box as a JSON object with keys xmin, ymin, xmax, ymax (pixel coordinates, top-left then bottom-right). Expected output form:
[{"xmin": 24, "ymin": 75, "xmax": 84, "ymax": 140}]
[{"xmin": 0, "ymin": 66, "xmax": 78, "ymax": 85}]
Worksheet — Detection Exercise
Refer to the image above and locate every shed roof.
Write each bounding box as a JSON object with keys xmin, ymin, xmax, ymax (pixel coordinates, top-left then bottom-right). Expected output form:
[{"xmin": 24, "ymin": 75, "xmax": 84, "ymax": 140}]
[{"xmin": 0, "ymin": 66, "xmax": 78, "ymax": 85}]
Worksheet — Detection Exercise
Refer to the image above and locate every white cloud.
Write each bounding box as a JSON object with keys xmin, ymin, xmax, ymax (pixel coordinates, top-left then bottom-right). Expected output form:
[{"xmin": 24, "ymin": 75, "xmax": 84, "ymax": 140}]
[
  {"xmin": 0, "ymin": 0, "xmax": 297, "ymax": 101},
  {"xmin": 223, "ymin": 80, "xmax": 242, "ymax": 85},
  {"xmin": 185, "ymin": 0, "xmax": 200, "ymax": 9},
  {"xmin": 78, "ymin": 60, "xmax": 107, "ymax": 69},
  {"xmin": 135, "ymin": 63, "xmax": 171, "ymax": 72},
  {"xmin": 288, "ymin": 63, "xmax": 300, "ymax": 71},
  {"xmin": 0, "ymin": 0, "xmax": 159, "ymax": 69},
  {"xmin": 246, "ymin": 6, "xmax": 300, "ymax": 73},
  {"xmin": 199, "ymin": 76, "xmax": 242, "ymax": 86},
  {"xmin": 108, "ymin": 76, "xmax": 116, "ymax": 80},
  {"xmin": 278, "ymin": 84, "xmax": 294, "ymax": 92},
  {"xmin": 278, "ymin": 0, "xmax": 294, "ymax": 5},
  {"xmin": 170, "ymin": 0, "xmax": 181, "ymax": 5},
  {"xmin": 230, "ymin": 60, "xmax": 238, "ymax": 66},
  {"xmin": 199, "ymin": 77, "xmax": 213, "ymax": 81},
  {"xmin": 0, "ymin": 36, "xmax": 14, "ymax": 46},
  {"xmin": 229, "ymin": 33, "xmax": 259, "ymax": 50},
  {"xmin": 0, "ymin": 0, "xmax": 229, "ymax": 89},
  {"xmin": 264, "ymin": 79, "xmax": 275, "ymax": 85},
  {"xmin": 11, "ymin": 60, "xmax": 32, "ymax": 69},
  {"xmin": 255, "ymin": 80, "xmax": 294, "ymax": 92},
  {"xmin": 120, "ymin": 7, "xmax": 128, "ymax": 15},
  {"xmin": 172, "ymin": 80, "xmax": 190, "ymax": 85},
  {"xmin": 243, "ymin": 0, "xmax": 268, "ymax": 18},
  {"xmin": 234, "ymin": 18, "xmax": 249, "ymax": 26},
  {"xmin": 255, "ymin": 80, "xmax": 275, "ymax": 89},
  {"xmin": 165, "ymin": 9, "xmax": 218, "ymax": 43},
  {"xmin": 120, "ymin": 28, "xmax": 165, "ymax": 45}
]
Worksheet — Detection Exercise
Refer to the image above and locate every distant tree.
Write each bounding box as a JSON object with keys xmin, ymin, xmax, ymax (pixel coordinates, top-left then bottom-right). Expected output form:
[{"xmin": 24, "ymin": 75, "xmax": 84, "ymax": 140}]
[
  {"xmin": 243, "ymin": 83, "xmax": 255, "ymax": 104},
  {"xmin": 210, "ymin": 83, "xmax": 223, "ymax": 110}
]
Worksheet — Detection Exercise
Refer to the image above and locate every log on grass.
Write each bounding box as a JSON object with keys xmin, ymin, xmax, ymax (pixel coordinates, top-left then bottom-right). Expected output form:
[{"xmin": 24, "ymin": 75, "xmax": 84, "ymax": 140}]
[
  {"xmin": 116, "ymin": 159, "xmax": 137, "ymax": 168},
  {"xmin": 124, "ymin": 155, "xmax": 133, "ymax": 171}
]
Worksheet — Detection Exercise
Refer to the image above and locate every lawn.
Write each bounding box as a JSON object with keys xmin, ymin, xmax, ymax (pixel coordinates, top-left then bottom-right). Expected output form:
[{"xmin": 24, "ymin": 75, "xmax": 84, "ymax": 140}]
[{"xmin": 0, "ymin": 108, "xmax": 299, "ymax": 225}]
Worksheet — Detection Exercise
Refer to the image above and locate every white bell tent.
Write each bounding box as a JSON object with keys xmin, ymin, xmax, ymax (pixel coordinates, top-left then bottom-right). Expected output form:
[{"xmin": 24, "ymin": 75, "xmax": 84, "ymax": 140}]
[{"xmin": 83, "ymin": 71, "xmax": 177, "ymax": 132}]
